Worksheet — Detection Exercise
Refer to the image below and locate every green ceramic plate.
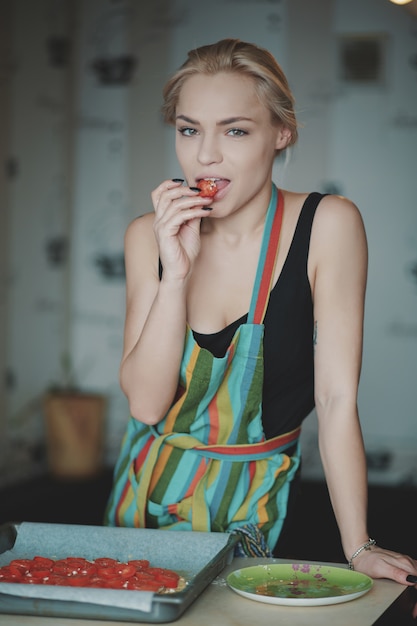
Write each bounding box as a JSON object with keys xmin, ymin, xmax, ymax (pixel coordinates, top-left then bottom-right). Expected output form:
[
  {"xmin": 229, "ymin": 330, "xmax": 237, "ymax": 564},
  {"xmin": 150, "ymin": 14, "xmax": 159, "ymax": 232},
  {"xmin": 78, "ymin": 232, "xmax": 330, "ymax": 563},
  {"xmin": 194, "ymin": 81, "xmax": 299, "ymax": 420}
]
[{"xmin": 227, "ymin": 563, "xmax": 373, "ymax": 606}]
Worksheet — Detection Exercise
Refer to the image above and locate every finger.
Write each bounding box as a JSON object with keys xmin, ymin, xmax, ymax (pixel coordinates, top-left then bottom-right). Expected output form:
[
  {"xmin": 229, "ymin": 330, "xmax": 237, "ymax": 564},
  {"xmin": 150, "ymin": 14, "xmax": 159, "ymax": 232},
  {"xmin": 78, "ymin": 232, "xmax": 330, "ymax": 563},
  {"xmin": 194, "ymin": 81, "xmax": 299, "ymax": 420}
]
[
  {"xmin": 181, "ymin": 209, "xmax": 205, "ymax": 224},
  {"xmin": 151, "ymin": 178, "xmax": 187, "ymax": 209},
  {"xmin": 156, "ymin": 193, "xmax": 213, "ymax": 223},
  {"xmin": 154, "ymin": 196, "xmax": 209, "ymax": 235}
]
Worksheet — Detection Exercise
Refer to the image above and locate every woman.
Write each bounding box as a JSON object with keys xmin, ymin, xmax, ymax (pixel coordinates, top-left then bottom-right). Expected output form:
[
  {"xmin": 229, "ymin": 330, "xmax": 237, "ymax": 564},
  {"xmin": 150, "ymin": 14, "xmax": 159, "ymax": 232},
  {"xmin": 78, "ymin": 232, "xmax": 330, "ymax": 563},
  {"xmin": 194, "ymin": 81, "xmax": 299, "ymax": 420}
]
[{"xmin": 105, "ymin": 39, "xmax": 417, "ymax": 585}]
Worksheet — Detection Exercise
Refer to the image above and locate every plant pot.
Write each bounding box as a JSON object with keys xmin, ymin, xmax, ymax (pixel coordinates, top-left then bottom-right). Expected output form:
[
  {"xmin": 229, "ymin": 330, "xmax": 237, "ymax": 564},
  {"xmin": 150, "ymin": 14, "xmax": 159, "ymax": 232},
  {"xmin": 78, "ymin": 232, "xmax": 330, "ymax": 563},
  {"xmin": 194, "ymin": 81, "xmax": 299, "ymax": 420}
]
[{"xmin": 43, "ymin": 391, "xmax": 106, "ymax": 479}]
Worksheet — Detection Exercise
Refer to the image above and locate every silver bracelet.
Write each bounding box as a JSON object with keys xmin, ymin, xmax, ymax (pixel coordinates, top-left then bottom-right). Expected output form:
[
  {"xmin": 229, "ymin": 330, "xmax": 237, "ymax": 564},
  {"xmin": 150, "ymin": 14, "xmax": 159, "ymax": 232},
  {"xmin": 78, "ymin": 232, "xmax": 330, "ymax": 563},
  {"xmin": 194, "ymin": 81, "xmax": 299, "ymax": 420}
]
[{"xmin": 348, "ymin": 538, "xmax": 376, "ymax": 570}]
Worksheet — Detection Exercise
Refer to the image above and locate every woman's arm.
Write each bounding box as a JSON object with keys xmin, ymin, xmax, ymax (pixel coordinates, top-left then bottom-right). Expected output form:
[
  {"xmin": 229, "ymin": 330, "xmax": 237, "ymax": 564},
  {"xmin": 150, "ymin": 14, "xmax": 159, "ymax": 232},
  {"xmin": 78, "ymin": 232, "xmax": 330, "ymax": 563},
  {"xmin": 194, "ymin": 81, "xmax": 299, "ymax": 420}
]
[
  {"xmin": 311, "ymin": 195, "xmax": 417, "ymax": 584},
  {"xmin": 119, "ymin": 179, "xmax": 213, "ymax": 424},
  {"xmin": 311, "ymin": 194, "xmax": 368, "ymax": 559},
  {"xmin": 119, "ymin": 213, "xmax": 188, "ymax": 424}
]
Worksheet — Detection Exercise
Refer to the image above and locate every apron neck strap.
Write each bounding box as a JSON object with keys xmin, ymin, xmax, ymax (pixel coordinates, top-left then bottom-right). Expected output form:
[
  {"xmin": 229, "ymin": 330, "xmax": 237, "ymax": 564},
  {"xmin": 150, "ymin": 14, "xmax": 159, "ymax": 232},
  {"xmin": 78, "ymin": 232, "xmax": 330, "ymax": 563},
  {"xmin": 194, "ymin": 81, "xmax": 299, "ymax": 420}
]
[{"xmin": 248, "ymin": 184, "xmax": 284, "ymax": 325}]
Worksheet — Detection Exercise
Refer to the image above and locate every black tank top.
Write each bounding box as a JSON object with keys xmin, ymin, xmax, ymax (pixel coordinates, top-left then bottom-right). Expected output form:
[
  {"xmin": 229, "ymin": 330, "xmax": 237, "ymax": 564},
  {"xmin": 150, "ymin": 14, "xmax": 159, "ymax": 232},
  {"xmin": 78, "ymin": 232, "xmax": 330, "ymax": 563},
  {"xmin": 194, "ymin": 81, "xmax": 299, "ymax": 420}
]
[{"xmin": 192, "ymin": 192, "xmax": 323, "ymax": 439}]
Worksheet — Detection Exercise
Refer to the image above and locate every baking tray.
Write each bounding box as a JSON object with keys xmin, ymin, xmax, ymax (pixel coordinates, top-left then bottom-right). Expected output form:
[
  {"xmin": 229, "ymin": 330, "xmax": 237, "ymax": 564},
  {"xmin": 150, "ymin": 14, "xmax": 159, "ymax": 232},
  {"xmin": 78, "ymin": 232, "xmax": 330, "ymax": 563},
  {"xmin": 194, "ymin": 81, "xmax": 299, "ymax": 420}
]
[{"xmin": 0, "ymin": 522, "xmax": 237, "ymax": 623}]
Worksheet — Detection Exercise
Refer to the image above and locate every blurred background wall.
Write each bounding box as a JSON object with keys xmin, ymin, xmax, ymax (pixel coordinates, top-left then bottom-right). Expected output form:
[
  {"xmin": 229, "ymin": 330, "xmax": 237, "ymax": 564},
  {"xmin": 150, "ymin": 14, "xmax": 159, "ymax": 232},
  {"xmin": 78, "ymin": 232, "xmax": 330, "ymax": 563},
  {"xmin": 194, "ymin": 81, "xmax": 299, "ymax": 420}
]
[{"xmin": 0, "ymin": 0, "xmax": 416, "ymax": 488}]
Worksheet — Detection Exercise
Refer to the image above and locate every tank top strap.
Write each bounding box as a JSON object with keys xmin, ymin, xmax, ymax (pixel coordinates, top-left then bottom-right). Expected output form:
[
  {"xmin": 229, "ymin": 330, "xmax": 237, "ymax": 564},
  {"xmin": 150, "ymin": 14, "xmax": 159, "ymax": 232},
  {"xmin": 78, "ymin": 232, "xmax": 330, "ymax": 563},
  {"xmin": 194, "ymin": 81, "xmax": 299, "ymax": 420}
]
[
  {"xmin": 248, "ymin": 184, "xmax": 284, "ymax": 325},
  {"xmin": 288, "ymin": 192, "xmax": 326, "ymax": 269}
]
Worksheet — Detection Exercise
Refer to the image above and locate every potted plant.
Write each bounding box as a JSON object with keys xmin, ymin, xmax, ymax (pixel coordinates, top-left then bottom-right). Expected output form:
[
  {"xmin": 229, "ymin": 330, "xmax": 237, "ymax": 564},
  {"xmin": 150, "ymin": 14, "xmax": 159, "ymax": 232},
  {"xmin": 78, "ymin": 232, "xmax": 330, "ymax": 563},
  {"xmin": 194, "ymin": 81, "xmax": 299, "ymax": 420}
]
[{"xmin": 43, "ymin": 354, "xmax": 107, "ymax": 479}]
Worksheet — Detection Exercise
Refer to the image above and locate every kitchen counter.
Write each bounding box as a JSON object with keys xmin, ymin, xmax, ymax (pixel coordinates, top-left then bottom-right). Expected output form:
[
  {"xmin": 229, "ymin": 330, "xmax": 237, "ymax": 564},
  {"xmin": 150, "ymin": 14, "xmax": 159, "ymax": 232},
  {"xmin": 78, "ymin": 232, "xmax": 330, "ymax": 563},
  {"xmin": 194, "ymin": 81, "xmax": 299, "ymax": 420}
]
[{"xmin": 0, "ymin": 558, "xmax": 408, "ymax": 626}]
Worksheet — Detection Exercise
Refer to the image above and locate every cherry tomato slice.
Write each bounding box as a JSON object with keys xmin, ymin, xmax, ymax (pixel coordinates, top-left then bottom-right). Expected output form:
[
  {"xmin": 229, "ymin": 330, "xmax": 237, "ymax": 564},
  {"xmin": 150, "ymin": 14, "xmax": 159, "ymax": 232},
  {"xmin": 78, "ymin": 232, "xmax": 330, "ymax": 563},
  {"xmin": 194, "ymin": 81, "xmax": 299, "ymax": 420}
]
[
  {"xmin": 28, "ymin": 569, "xmax": 51, "ymax": 579},
  {"xmin": 115, "ymin": 564, "xmax": 136, "ymax": 579},
  {"xmin": 100, "ymin": 577, "xmax": 127, "ymax": 589},
  {"xmin": 45, "ymin": 574, "xmax": 69, "ymax": 586},
  {"xmin": 19, "ymin": 577, "xmax": 38, "ymax": 584},
  {"xmin": 128, "ymin": 559, "xmax": 150, "ymax": 570},
  {"xmin": 60, "ymin": 558, "xmax": 91, "ymax": 573},
  {"xmin": 87, "ymin": 576, "xmax": 107, "ymax": 588},
  {"xmin": 95, "ymin": 566, "xmax": 118, "ymax": 579},
  {"xmin": 159, "ymin": 573, "xmax": 180, "ymax": 588},
  {"xmin": 33, "ymin": 556, "xmax": 55, "ymax": 568},
  {"xmin": 8, "ymin": 559, "xmax": 33, "ymax": 573},
  {"xmin": 78, "ymin": 563, "xmax": 97, "ymax": 576},
  {"xmin": 52, "ymin": 561, "xmax": 74, "ymax": 576},
  {"xmin": 197, "ymin": 179, "xmax": 217, "ymax": 197},
  {"xmin": 66, "ymin": 574, "xmax": 91, "ymax": 587},
  {"xmin": 94, "ymin": 558, "xmax": 119, "ymax": 567},
  {"xmin": 126, "ymin": 577, "xmax": 162, "ymax": 591},
  {"xmin": 146, "ymin": 567, "xmax": 180, "ymax": 588},
  {"xmin": 64, "ymin": 557, "xmax": 89, "ymax": 564},
  {"xmin": 0, "ymin": 566, "xmax": 23, "ymax": 582},
  {"xmin": 7, "ymin": 565, "xmax": 24, "ymax": 579}
]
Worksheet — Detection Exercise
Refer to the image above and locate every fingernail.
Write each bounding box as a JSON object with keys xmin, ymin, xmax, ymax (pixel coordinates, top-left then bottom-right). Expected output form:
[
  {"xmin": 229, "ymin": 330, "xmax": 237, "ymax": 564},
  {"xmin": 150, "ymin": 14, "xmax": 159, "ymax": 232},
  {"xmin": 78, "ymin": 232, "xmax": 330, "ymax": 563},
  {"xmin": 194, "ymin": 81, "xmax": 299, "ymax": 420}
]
[
  {"xmin": 406, "ymin": 574, "xmax": 417, "ymax": 583},
  {"xmin": 172, "ymin": 178, "xmax": 184, "ymax": 183},
  {"xmin": 202, "ymin": 207, "xmax": 213, "ymax": 211},
  {"xmin": 189, "ymin": 187, "xmax": 201, "ymax": 192}
]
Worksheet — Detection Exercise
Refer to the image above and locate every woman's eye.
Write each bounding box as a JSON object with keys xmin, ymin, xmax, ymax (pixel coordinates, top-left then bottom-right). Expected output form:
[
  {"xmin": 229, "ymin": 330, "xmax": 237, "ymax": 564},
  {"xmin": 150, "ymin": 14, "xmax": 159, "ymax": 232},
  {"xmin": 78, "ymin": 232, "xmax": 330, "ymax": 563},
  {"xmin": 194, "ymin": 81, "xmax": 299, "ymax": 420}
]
[
  {"xmin": 227, "ymin": 128, "xmax": 247, "ymax": 137},
  {"xmin": 178, "ymin": 127, "xmax": 198, "ymax": 137}
]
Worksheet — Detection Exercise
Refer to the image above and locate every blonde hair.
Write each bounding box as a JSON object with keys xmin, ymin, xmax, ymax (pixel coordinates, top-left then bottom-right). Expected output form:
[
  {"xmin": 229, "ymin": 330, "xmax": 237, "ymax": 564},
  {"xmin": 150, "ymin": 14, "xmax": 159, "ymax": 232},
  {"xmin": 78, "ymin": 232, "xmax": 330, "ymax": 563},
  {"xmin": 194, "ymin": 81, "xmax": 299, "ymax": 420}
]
[{"xmin": 162, "ymin": 38, "xmax": 298, "ymax": 147}]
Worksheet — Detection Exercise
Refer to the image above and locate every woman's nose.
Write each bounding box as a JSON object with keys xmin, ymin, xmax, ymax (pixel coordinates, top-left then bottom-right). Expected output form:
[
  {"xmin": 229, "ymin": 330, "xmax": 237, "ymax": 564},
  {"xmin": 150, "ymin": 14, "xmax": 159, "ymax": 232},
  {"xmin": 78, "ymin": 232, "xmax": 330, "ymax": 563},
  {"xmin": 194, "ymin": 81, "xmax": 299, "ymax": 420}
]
[{"xmin": 197, "ymin": 134, "xmax": 222, "ymax": 165}]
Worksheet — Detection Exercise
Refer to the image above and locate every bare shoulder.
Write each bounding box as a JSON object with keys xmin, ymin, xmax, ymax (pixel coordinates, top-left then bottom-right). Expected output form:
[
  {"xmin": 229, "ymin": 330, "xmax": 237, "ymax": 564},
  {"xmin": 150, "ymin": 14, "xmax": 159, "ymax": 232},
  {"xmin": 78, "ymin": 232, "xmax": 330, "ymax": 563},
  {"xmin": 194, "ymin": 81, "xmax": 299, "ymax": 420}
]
[
  {"xmin": 124, "ymin": 211, "xmax": 158, "ymax": 283},
  {"xmin": 310, "ymin": 194, "xmax": 367, "ymax": 256},
  {"xmin": 124, "ymin": 212, "xmax": 158, "ymax": 260},
  {"xmin": 125, "ymin": 211, "xmax": 155, "ymax": 249},
  {"xmin": 281, "ymin": 189, "xmax": 365, "ymax": 231},
  {"xmin": 309, "ymin": 195, "xmax": 368, "ymax": 292},
  {"xmin": 313, "ymin": 193, "xmax": 365, "ymax": 235}
]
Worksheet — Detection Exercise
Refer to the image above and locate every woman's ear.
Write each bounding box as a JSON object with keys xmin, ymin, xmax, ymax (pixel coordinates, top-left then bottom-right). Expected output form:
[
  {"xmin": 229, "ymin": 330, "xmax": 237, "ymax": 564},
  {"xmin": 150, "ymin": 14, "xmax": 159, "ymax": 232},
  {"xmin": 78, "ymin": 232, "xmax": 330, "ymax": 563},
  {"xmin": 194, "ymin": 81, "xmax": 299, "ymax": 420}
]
[{"xmin": 275, "ymin": 126, "xmax": 292, "ymax": 150}]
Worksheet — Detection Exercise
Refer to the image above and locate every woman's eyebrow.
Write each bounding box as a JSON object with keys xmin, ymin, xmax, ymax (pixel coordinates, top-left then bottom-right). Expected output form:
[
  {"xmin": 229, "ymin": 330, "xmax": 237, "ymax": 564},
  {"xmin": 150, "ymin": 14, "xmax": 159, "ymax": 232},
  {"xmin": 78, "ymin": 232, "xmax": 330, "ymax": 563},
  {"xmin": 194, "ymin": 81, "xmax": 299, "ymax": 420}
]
[
  {"xmin": 218, "ymin": 116, "xmax": 254, "ymax": 125},
  {"xmin": 176, "ymin": 114, "xmax": 198, "ymax": 124},
  {"xmin": 176, "ymin": 114, "xmax": 254, "ymax": 125}
]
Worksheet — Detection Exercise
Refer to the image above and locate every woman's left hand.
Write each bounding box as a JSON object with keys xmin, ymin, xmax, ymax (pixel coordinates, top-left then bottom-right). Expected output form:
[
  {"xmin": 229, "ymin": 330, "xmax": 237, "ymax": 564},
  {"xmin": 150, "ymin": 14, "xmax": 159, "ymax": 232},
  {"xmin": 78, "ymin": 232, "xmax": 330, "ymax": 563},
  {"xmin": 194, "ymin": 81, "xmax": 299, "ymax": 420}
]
[{"xmin": 353, "ymin": 545, "xmax": 417, "ymax": 586}]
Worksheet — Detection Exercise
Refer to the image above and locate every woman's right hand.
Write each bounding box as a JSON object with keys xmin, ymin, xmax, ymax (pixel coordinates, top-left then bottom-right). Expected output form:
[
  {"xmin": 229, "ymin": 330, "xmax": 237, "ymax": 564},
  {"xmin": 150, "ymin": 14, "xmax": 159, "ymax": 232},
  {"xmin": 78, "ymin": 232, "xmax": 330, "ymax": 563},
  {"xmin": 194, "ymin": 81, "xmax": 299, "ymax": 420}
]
[{"xmin": 151, "ymin": 179, "xmax": 213, "ymax": 281}]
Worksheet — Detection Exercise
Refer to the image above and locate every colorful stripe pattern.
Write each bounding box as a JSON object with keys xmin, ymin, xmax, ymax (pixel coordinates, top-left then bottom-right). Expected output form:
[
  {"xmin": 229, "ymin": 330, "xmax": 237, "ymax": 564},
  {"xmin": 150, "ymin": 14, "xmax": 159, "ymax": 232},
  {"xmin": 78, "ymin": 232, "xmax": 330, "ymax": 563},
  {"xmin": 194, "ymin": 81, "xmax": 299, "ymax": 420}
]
[
  {"xmin": 104, "ymin": 184, "xmax": 301, "ymax": 552},
  {"xmin": 250, "ymin": 184, "xmax": 283, "ymax": 324}
]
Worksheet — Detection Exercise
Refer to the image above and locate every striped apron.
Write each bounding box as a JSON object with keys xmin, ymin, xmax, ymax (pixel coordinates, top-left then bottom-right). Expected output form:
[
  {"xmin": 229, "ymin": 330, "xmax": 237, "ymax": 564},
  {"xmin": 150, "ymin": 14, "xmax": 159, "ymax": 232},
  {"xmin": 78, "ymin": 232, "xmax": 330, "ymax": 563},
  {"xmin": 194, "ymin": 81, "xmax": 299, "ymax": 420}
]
[{"xmin": 104, "ymin": 184, "xmax": 301, "ymax": 553}]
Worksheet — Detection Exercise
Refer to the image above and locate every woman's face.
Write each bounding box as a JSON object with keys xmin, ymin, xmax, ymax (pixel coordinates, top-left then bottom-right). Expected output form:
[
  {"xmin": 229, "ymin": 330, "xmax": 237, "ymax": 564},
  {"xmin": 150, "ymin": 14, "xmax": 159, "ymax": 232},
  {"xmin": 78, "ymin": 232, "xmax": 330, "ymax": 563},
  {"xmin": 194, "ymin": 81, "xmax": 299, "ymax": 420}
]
[{"xmin": 174, "ymin": 71, "xmax": 289, "ymax": 215}]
